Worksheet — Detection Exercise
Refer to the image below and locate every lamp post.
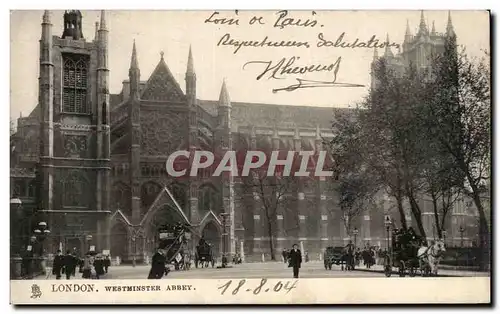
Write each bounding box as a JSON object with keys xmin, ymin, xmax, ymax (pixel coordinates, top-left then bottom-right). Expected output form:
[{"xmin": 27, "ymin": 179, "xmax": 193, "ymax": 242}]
[
  {"xmin": 10, "ymin": 198, "xmax": 23, "ymax": 257},
  {"xmin": 459, "ymin": 226, "xmax": 465, "ymax": 247},
  {"xmin": 353, "ymin": 227, "xmax": 359, "ymax": 249},
  {"xmin": 384, "ymin": 215, "xmax": 391, "ymax": 251},
  {"xmin": 131, "ymin": 236, "xmax": 136, "ymax": 267},
  {"xmin": 442, "ymin": 230, "xmax": 447, "ymax": 246},
  {"xmin": 33, "ymin": 221, "xmax": 51, "ymax": 256},
  {"xmin": 220, "ymin": 213, "xmax": 229, "ymax": 268},
  {"xmin": 86, "ymin": 234, "xmax": 93, "ymax": 253}
]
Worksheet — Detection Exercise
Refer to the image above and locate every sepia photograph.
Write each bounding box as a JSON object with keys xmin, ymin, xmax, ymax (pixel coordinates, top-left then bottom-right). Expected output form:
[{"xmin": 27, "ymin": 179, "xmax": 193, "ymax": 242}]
[{"xmin": 8, "ymin": 9, "xmax": 491, "ymax": 304}]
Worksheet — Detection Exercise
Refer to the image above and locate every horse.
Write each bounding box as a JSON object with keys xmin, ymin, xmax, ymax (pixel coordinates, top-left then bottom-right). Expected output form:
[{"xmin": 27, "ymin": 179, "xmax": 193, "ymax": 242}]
[{"xmin": 417, "ymin": 239, "xmax": 446, "ymax": 276}]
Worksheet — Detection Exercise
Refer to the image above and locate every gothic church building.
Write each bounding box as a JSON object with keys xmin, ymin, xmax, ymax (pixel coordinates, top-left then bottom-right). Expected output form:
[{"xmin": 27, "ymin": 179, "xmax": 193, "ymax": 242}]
[{"xmin": 11, "ymin": 10, "xmax": 479, "ymax": 262}]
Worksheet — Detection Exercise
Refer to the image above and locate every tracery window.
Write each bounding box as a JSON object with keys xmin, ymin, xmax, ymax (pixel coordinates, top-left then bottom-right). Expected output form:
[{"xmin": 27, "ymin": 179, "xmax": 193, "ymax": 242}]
[
  {"xmin": 62, "ymin": 54, "xmax": 89, "ymax": 114},
  {"xmin": 198, "ymin": 184, "xmax": 219, "ymax": 213}
]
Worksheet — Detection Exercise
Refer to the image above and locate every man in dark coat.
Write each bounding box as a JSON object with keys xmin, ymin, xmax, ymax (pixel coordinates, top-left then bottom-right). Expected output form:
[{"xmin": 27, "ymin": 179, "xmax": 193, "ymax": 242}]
[
  {"xmin": 344, "ymin": 240, "xmax": 355, "ymax": 270},
  {"xmin": 52, "ymin": 250, "xmax": 64, "ymax": 279},
  {"xmin": 63, "ymin": 250, "xmax": 77, "ymax": 280},
  {"xmin": 288, "ymin": 244, "xmax": 302, "ymax": 278},
  {"xmin": 148, "ymin": 249, "xmax": 167, "ymax": 279},
  {"xmin": 103, "ymin": 255, "xmax": 111, "ymax": 273}
]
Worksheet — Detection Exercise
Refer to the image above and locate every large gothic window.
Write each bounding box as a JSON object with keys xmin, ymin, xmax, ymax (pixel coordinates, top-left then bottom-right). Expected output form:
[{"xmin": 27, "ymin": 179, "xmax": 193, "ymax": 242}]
[
  {"xmin": 62, "ymin": 54, "xmax": 89, "ymax": 114},
  {"xmin": 62, "ymin": 171, "xmax": 89, "ymax": 208}
]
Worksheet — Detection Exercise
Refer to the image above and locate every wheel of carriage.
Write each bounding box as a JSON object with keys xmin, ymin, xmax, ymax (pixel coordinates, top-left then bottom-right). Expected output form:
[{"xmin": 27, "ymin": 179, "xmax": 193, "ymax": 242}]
[
  {"xmin": 423, "ymin": 265, "xmax": 431, "ymax": 277},
  {"xmin": 409, "ymin": 266, "xmax": 416, "ymax": 277},
  {"xmin": 384, "ymin": 264, "xmax": 392, "ymax": 277},
  {"xmin": 398, "ymin": 264, "xmax": 406, "ymax": 277}
]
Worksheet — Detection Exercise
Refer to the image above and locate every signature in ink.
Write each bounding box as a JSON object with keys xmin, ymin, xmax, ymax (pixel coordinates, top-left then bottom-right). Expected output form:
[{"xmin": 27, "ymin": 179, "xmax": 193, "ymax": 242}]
[{"xmin": 243, "ymin": 56, "xmax": 365, "ymax": 93}]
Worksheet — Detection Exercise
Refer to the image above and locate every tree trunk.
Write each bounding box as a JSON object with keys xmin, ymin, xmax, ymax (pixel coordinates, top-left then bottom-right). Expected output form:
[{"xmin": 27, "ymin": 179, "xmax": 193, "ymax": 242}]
[
  {"xmin": 431, "ymin": 192, "xmax": 442, "ymax": 238},
  {"xmin": 407, "ymin": 194, "xmax": 427, "ymax": 241},
  {"xmin": 267, "ymin": 220, "xmax": 275, "ymax": 261},
  {"xmin": 466, "ymin": 173, "xmax": 490, "ymax": 271},
  {"xmin": 395, "ymin": 194, "xmax": 408, "ymax": 229}
]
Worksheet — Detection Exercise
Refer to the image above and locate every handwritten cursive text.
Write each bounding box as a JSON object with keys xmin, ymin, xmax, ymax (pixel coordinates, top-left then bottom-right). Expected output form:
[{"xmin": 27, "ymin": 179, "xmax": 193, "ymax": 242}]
[
  {"xmin": 204, "ymin": 11, "xmax": 240, "ymax": 26},
  {"xmin": 273, "ymin": 10, "xmax": 320, "ymax": 29},
  {"xmin": 243, "ymin": 56, "xmax": 341, "ymax": 81},
  {"xmin": 218, "ymin": 33, "xmax": 310, "ymax": 54}
]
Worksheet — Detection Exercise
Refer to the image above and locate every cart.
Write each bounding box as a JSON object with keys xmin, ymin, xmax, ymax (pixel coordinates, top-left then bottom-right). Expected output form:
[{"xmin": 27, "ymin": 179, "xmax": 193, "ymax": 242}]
[{"xmin": 384, "ymin": 229, "xmax": 421, "ymax": 277}]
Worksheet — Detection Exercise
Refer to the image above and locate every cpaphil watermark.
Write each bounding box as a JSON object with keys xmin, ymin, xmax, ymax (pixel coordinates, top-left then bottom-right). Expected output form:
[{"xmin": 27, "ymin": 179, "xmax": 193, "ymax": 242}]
[{"xmin": 165, "ymin": 150, "xmax": 334, "ymax": 178}]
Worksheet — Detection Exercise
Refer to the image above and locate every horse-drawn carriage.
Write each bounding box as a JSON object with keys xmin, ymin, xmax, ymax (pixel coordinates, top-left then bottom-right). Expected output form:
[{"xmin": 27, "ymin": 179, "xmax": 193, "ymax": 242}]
[
  {"xmin": 195, "ymin": 239, "xmax": 215, "ymax": 268},
  {"xmin": 384, "ymin": 228, "xmax": 446, "ymax": 277},
  {"xmin": 157, "ymin": 223, "xmax": 192, "ymax": 271},
  {"xmin": 323, "ymin": 245, "xmax": 356, "ymax": 271}
]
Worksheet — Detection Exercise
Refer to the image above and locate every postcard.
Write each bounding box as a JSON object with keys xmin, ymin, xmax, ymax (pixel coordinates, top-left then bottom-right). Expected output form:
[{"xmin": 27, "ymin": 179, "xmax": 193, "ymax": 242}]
[{"xmin": 9, "ymin": 9, "xmax": 491, "ymax": 304}]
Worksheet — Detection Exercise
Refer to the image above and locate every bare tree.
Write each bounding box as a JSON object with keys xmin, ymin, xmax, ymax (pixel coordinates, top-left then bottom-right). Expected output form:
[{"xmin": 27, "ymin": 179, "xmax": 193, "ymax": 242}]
[{"xmin": 239, "ymin": 169, "xmax": 295, "ymax": 260}]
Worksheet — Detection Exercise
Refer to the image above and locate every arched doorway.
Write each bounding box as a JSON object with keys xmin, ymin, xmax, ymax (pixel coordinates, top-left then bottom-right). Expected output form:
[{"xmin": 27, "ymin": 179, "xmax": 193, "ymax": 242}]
[
  {"xmin": 144, "ymin": 204, "xmax": 190, "ymax": 250},
  {"xmin": 201, "ymin": 222, "xmax": 221, "ymax": 259},
  {"xmin": 110, "ymin": 223, "xmax": 129, "ymax": 261}
]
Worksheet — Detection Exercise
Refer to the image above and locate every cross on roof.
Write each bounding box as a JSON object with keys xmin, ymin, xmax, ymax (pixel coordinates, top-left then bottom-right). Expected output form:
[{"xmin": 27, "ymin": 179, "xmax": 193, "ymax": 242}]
[{"xmin": 160, "ymin": 51, "xmax": 164, "ymax": 59}]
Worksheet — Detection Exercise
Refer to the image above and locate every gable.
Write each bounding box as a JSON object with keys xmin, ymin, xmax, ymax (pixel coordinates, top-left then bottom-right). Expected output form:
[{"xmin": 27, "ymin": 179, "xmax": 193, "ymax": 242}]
[{"xmin": 141, "ymin": 58, "xmax": 185, "ymax": 102}]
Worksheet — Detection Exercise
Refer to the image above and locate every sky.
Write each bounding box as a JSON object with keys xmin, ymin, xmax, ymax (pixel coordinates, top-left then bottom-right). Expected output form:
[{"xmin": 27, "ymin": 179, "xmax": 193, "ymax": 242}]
[{"xmin": 9, "ymin": 10, "xmax": 489, "ymax": 120}]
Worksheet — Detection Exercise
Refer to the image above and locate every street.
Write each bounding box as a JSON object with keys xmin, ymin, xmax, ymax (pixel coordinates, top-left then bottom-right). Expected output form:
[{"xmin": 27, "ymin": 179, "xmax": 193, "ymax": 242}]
[
  {"xmin": 38, "ymin": 260, "xmax": 489, "ymax": 280},
  {"xmin": 103, "ymin": 261, "xmax": 386, "ymax": 279}
]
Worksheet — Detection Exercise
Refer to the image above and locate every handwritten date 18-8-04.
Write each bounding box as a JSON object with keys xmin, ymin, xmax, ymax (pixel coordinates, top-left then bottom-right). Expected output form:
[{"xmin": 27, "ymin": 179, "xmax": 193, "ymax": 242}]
[{"xmin": 217, "ymin": 279, "xmax": 298, "ymax": 296}]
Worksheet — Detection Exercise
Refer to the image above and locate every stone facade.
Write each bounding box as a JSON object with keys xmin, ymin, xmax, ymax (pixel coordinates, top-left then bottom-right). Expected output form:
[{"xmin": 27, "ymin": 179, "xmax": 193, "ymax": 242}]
[{"xmin": 11, "ymin": 10, "xmax": 484, "ymax": 263}]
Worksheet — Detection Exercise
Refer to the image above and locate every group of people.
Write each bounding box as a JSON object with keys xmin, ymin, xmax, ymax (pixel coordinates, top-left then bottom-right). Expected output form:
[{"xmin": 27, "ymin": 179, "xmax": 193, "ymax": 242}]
[
  {"xmin": 52, "ymin": 250, "xmax": 111, "ymax": 280},
  {"xmin": 354, "ymin": 246, "xmax": 377, "ymax": 269}
]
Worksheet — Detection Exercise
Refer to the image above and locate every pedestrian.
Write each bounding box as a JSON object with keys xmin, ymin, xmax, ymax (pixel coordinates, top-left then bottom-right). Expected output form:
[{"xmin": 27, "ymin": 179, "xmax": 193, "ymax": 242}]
[
  {"xmin": 63, "ymin": 250, "xmax": 77, "ymax": 280},
  {"xmin": 281, "ymin": 249, "xmax": 287, "ymax": 263},
  {"xmin": 288, "ymin": 244, "xmax": 302, "ymax": 279},
  {"xmin": 344, "ymin": 240, "xmax": 355, "ymax": 270},
  {"xmin": 148, "ymin": 249, "xmax": 167, "ymax": 279},
  {"xmin": 104, "ymin": 255, "xmax": 110, "ymax": 273},
  {"xmin": 94, "ymin": 255, "xmax": 105, "ymax": 279},
  {"xmin": 81, "ymin": 254, "xmax": 93, "ymax": 279},
  {"xmin": 52, "ymin": 250, "xmax": 64, "ymax": 280}
]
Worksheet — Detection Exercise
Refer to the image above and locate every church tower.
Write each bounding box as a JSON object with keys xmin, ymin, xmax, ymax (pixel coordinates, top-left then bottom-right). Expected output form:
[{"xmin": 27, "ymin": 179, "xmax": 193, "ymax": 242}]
[{"xmin": 37, "ymin": 10, "xmax": 111, "ymax": 254}]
